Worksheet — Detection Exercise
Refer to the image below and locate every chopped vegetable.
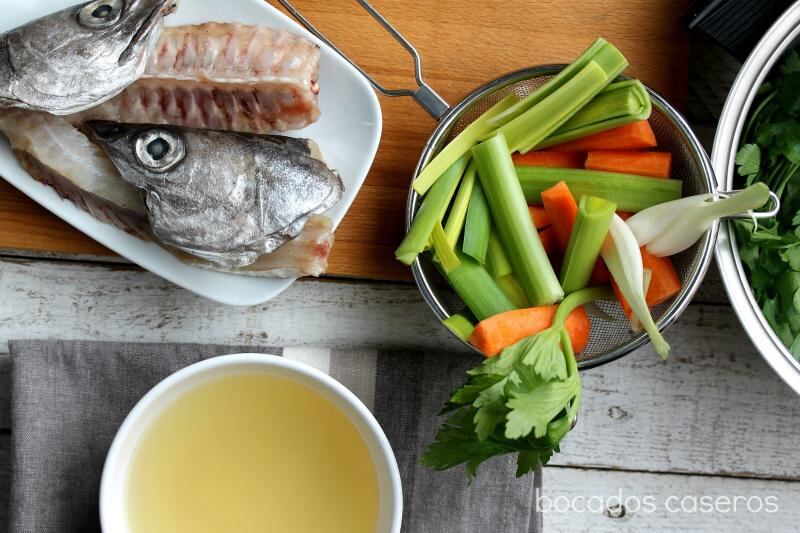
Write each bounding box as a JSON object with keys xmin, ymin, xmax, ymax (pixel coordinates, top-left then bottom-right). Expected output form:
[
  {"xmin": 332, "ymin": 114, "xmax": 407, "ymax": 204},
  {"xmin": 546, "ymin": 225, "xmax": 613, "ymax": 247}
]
[
  {"xmin": 469, "ymin": 304, "xmax": 590, "ymax": 357},
  {"xmin": 422, "ymin": 286, "xmax": 612, "ymax": 477},
  {"xmin": 539, "ymin": 227, "xmax": 559, "ymax": 256},
  {"xmin": 539, "ymin": 80, "xmax": 652, "ymax": 148},
  {"xmin": 441, "ymin": 251, "xmax": 517, "ymax": 320},
  {"xmin": 496, "ymin": 274, "xmax": 530, "ymax": 309},
  {"xmin": 629, "ymin": 184, "xmax": 771, "ymax": 257},
  {"xmin": 548, "ymin": 120, "xmax": 657, "ymax": 152},
  {"xmin": 614, "ymin": 249, "xmax": 681, "ymax": 311},
  {"xmin": 600, "ymin": 215, "xmax": 670, "ymax": 358},
  {"xmin": 463, "ymin": 180, "xmax": 491, "ymax": 263},
  {"xmin": 585, "ymin": 150, "xmax": 672, "ymax": 178},
  {"xmin": 614, "ymin": 268, "xmax": 653, "ymax": 330},
  {"xmin": 528, "ymin": 206, "xmax": 552, "ymax": 229},
  {"xmin": 472, "ymin": 134, "xmax": 564, "ymax": 305},
  {"xmin": 444, "ymin": 161, "xmax": 477, "ymax": 246},
  {"xmin": 516, "ymin": 166, "xmax": 682, "ymax": 212},
  {"xmin": 488, "ymin": 41, "xmax": 628, "ymax": 153},
  {"xmin": 443, "ymin": 313, "xmax": 476, "ymax": 343},
  {"xmin": 560, "ymin": 196, "xmax": 616, "ymax": 294},
  {"xmin": 485, "ymin": 229, "xmax": 512, "ymax": 279},
  {"xmin": 431, "ymin": 222, "xmax": 460, "ymax": 273},
  {"xmin": 412, "ymin": 94, "xmax": 518, "ymax": 195},
  {"xmin": 625, "ymin": 193, "xmax": 713, "ymax": 246},
  {"xmin": 513, "ymin": 151, "xmax": 585, "ymax": 169},
  {"xmin": 396, "ymin": 154, "xmax": 469, "ymax": 265},
  {"xmin": 541, "ymin": 181, "xmax": 579, "ymax": 250}
]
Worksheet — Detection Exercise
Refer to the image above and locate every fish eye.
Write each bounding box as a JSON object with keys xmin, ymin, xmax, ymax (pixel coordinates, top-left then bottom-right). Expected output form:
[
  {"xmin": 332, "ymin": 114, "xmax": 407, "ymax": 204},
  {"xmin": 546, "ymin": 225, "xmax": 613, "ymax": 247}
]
[
  {"xmin": 135, "ymin": 129, "xmax": 185, "ymax": 173},
  {"xmin": 78, "ymin": 0, "xmax": 123, "ymax": 29}
]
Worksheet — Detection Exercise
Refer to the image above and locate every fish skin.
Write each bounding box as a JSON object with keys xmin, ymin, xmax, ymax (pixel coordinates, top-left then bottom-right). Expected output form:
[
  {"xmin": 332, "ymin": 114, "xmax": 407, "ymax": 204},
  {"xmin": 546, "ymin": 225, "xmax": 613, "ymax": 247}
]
[
  {"xmin": 0, "ymin": 0, "xmax": 177, "ymax": 115},
  {"xmin": 69, "ymin": 22, "xmax": 321, "ymax": 132},
  {"xmin": 86, "ymin": 121, "xmax": 344, "ymax": 268}
]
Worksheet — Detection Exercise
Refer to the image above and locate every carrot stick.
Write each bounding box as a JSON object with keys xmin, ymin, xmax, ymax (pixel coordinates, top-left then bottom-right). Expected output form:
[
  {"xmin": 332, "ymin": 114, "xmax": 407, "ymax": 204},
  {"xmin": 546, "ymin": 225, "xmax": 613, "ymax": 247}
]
[
  {"xmin": 548, "ymin": 120, "xmax": 657, "ymax": 152},
  {"xmin": 540, "ymin": 181, "xmax": 578, "ymax": 251},
  {"xmin": 539, "ymin": 226, "xmax": 558, "ymax": 256},
  {"xmin": 614, "ymin": 248, "xmax": 682, "ymax": 318},
  {"xmin": 513, "ymin": 151, "xmax": 585, "ymax": 169},
  {"xmin": 616, "ymin": 210, "xmax": 634, "ymax": 220},
  {"xmin": 529, "ymin": 206, "xmax": 551, "ymax": 229},
  {"xmin": 589, "ymin": 260, "xmax": 610, "ymax": 285},
  {"xmin": 469, "ymin": 305, "xmax": 590, "ymax": 357},
  {"xmin": 586, "ymin": 150, "xmax": 672, "ymax": 178}
]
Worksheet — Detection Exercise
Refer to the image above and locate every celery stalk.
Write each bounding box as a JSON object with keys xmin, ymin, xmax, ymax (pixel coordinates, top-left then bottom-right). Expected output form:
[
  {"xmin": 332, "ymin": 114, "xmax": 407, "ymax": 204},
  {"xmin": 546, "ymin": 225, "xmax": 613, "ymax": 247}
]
[
  {"xmin": 395, "ymin": 154, "xmax": 469, "ymax": 265},
  {"xmin": 488, "ymin": 42, "xmax": 628, "ymax": 153},
  {"xmin": 444, "ymin": 161, "xmax": 477, "ymax": 246},
  {"xmin": 515, "ymin": 166, "xmax": 682, "ymax": 212},
  {"xmin": 442, "ymin": 312, "xmax": 476, "ymax": 343},
  {"xmin": 560, "ymin": 196, "xmax": 616, "ymax": 294},
  {"xmin": 412, "ymin": 94, "xmax": 518, "ymax": 196},
  {"xmin": 538, "ymin": 80, "xmax": 651, "ymax": 149},
  {"xmin": 472, "ymin": 134, "xmax": 564, "ymax": 305},
  {"xmin": 463, "ymin": 181, "xmax": 491, "ymax": 263},
  {"xmin": 487, "ymin": 38, "xmax": 612, "ymax": 128},
  {"xmin": 431, "ymin": 222, "xmax": 460, "ymax": 273},
  {"xmin": 485, "ymin": 228, "xmax": 513, "ymax": 279},
  {"xmin": 496, "ymin": 274, "xmax": 530, "ymax": 308},
  {"xmin": 442, "ymin": 251, "xmax": 517, "ymax": 320}
]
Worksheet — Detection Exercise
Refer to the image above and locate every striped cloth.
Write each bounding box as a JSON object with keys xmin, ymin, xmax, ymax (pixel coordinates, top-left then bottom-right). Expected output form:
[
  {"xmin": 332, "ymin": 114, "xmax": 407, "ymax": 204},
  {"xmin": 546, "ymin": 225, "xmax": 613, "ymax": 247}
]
[{"xmin": 8, "ymin": 340, "xmax": 541, "ymax": 533}]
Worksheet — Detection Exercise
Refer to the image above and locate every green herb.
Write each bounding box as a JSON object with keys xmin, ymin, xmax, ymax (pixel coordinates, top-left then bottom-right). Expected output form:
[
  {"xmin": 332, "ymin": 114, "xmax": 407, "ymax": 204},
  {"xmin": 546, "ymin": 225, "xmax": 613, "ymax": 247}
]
[
  {"xmin": 734, "ymin": 48, "xmax": 800, "ymax": 360},
  {"xmin": 421, "ymin": 286, "xmax": 612, "ymax": 478}
]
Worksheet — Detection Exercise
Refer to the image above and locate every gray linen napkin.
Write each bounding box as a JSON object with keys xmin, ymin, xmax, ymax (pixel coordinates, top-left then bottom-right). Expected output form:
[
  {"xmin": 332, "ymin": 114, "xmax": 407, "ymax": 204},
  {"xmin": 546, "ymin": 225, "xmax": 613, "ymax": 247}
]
[{"xmin": 8, "ymin": 340, "xmax": 540, "ymax": 533}]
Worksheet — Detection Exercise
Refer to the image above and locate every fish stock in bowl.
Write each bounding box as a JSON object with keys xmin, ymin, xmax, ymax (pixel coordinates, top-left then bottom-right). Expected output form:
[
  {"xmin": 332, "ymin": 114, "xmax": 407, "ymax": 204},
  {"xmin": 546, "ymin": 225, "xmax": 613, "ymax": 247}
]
[{"xmin": 407, "ymin": 66, "xmax": 717, "ymax": 369}]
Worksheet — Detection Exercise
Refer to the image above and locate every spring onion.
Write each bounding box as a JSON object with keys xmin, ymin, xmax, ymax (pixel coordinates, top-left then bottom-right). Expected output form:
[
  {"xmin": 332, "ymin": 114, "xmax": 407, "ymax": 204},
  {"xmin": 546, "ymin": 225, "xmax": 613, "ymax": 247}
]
[
  {"xmin": 431, "ymin": 221, "xmax": 460, "ymax": 273},
  {"xmin": 560, "ymin": 196, "xmax": 616, "ymax": 294},
  {"xmin": 489, "ymin": 42, "xmax": 628, "ymax": 153},
  {"xmin": 472, "ymin": 134, "xmax": 564, "ymax": 305},
  {"xmin": 485, "ymin": 228, "xmax": 513, "ymax": 279},
  {"xmin": 496, "ymin": 274, "xmax": 530, "ymax": 308},
  {"xmin": 444, "ymin": 162, "xmax": 477, "ymax": 246},
  {"xmin": 463, "ymin": 181, "xmax": 491, "ymax": 263},
  {"xmin": 601, "ymin": 215, "xmax": 669, "ymax": 358},
  {"xmin": 628, "ymin": 268, "xmax": 653, "ymax": 332},
  {"xmin": 629, "ymin": 183, "xmax": 771, "ymax": 257},
  {"xmin": 412, "ymin": 94, "xmax": 519, "ymax": 196},
  {"xmin": 539, "ymin": 80, "xmax": 651, "ymax": 149},
  {"xmin": 395, "ymin": 154, "xmax": 469, "ymax": 265},
  {"xmin": 515, "ymin": 166, "xmax": 682, "ymax": 212},
  {"xmin": 625, "ymin": 193, "xmax": 713, "ymax": 246},
  {"xmin": 442, "ymin": 313, "xmax": 476, "ymax": 343},
  {"xmin": 442, "ymin": 251, "xmax": 516, "ymax": 320}
]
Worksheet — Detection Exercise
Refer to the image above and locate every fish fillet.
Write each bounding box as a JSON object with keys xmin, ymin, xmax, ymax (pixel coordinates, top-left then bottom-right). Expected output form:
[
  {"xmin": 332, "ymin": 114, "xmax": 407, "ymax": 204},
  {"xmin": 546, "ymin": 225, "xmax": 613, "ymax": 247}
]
[{"xmin": 70, "ymin": 23, "xmax": 321, "ymax": 133}]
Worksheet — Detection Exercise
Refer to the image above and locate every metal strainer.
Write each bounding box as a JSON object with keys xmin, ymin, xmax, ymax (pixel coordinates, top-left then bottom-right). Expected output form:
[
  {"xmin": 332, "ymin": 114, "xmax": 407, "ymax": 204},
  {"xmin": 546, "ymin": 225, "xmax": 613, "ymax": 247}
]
[{"xmin": 278, "ymin": 0, "xmax": 730, "ymax": 368}]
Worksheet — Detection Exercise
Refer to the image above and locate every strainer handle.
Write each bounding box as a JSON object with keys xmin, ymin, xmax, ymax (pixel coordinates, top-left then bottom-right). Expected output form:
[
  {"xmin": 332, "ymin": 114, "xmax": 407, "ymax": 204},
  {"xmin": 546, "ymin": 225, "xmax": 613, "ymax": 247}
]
[
  {"xmin": 716, "ymin": 188, "xmax": 781, "ymax": 219},
  {"xmin": 276, "ymin": 0, "xmax": 450, "ymax": 120}
]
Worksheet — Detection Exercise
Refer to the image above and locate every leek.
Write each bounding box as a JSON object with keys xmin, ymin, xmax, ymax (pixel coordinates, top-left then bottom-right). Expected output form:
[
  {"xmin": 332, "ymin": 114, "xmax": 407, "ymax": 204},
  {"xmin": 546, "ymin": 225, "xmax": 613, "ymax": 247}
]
[
  {"xmin": 431, "ymin": 221, "xmax": 460, "ymax": 273},
  {"xmin": 485, "ymin": 229, "xmax": 513, "ymax": 279},
  {"xmin": 444, "ymin": 161, "xmax": 477, "ymax": 246},
  {"xmin": 443, "ymin": 313, "xmax": 476, "ymax": 343},
  {"xmin": 560, "ymin": 196, "xmax": 616, "ymax": 294},
  {"xmin": 463, "ymin": 181, "xmax": 491, "ymax": 263},
  {"xmin": 442, "ymin": 251, "xmax": 516, "ymax": 320},
  {"xmin": 496, "ymin": 274, "xmax": 530, "ymax": 308},
  {"xmin": 395, "ymin": 154, "xmax": 469, "ymax": 265},
  {"xmin": 539, "ymin": 80, "xmax": 651, "ymax": 148},
  {"xmin": 601, "ymin": 215, "xmax": 669, "ymax": 358},
  {"xmin": 412, "ymin": 94, "xmax": 518, "ymax": 196},
  {"xmin": 472, "ymin": 133, "xmax": 563, "ymax": 305},
  {"xmin": 515, "ymin": 166, "xmax": 682, "ymax": 212},
  {"xmin": 489, "ymin": 41, "xmax": 628, "ymax": 153}
]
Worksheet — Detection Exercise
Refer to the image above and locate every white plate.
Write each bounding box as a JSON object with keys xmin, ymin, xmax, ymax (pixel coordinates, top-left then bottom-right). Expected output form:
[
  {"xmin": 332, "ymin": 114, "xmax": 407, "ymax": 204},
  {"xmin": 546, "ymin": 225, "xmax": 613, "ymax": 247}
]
[{"xmin": 0, "ymin": 0, "xmax": 382, "ymax": 306}]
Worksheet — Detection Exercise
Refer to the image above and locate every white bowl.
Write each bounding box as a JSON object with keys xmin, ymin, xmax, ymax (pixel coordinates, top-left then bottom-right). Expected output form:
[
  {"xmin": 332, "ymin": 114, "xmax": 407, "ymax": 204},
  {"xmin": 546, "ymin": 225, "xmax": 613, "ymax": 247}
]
[
  {"xmin": 100, "ymin": 353, "xmax": 402, "ymax": 533},
  {"xmin": 0, "ymin": 0, "xmax": 382, "ymax": 306}
]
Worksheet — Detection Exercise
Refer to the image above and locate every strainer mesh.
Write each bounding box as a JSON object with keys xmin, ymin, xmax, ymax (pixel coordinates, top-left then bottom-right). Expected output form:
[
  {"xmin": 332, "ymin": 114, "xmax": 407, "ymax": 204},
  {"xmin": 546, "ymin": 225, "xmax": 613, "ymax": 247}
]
[{"xmin": 414, "ymin": 71, "xmax": 711, "ymax": 366}]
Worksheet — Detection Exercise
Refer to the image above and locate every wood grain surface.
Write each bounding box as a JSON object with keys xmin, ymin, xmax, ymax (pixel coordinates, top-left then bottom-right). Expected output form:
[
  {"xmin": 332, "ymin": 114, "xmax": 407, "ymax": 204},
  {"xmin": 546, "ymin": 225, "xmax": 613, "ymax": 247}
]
[{"xmin": 0, "ymin": 0, "xmax": 692, "ymax": 282}]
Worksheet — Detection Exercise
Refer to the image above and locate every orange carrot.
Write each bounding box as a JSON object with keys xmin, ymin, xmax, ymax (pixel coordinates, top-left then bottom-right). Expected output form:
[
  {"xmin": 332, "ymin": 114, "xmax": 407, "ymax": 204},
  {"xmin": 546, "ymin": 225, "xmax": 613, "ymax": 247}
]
[
  {"xmin": 585, "ymin": 150, "xmax": 672, "ymax": 179},
  {"xmin": 548, "ymin": 121, "xmax": 657, "ymax": 152},
  {"xmin": 540, "ymin": 181, "xmax": 578, "ymax": 251},
  {"xmin": 469, "ymin": 305, "xmax": 591, "ymax": 357},
  {"xmin": 513, "ymin": 151, "xmax": 585, "ymax": 169},
  {"xmin": 529, "ymin": 206, "xmax": 551, "ymax": 229},
  {"xmin": 539, "ymin": 226, "xmax": 558, "ymax": 256},
  {"xmin": 614, "ymin": 248, "xmax": 682, "ymax": 319},
  {"xmin": 616, "ymin": 211, "xmax": 634, "ymax": 220},
  {"xmin": 589, "ymin": 261, "xmax": 610, "ymax": 285}
]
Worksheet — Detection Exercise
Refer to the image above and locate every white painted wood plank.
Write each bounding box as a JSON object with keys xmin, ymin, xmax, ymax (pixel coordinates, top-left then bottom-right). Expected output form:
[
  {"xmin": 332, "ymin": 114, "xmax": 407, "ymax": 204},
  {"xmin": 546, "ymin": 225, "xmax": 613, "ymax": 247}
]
[
  {"xmin": 543, "ymin": 466, "xmax": 800, "ymax": 532},
  {"xmin": 1, "ymin": 258, "xmax": 799, "ymax": 481}
]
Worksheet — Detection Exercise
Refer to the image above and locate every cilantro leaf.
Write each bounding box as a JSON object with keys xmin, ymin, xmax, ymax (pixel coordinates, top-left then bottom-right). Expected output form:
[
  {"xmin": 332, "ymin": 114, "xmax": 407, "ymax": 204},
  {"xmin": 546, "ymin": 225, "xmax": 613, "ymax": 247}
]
[{"xmin": 736, "ymin": 144, "xmax": 761, "ymax": 177}]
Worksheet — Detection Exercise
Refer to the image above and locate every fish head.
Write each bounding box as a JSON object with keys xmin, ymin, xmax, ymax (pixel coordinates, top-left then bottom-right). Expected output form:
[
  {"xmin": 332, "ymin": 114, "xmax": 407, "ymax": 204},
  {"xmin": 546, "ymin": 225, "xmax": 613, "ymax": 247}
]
[{"xmin": 0, "ymin": 0, "xmax": 177, "ymax": 114}]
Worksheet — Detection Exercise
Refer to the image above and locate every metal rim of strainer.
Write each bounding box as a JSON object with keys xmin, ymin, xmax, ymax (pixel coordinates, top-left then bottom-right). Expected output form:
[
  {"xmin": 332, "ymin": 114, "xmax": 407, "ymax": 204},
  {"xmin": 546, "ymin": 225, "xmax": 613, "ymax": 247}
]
[{"xmin": 406, "ymin": 66, "xmax": 718, "ymax": 369}]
